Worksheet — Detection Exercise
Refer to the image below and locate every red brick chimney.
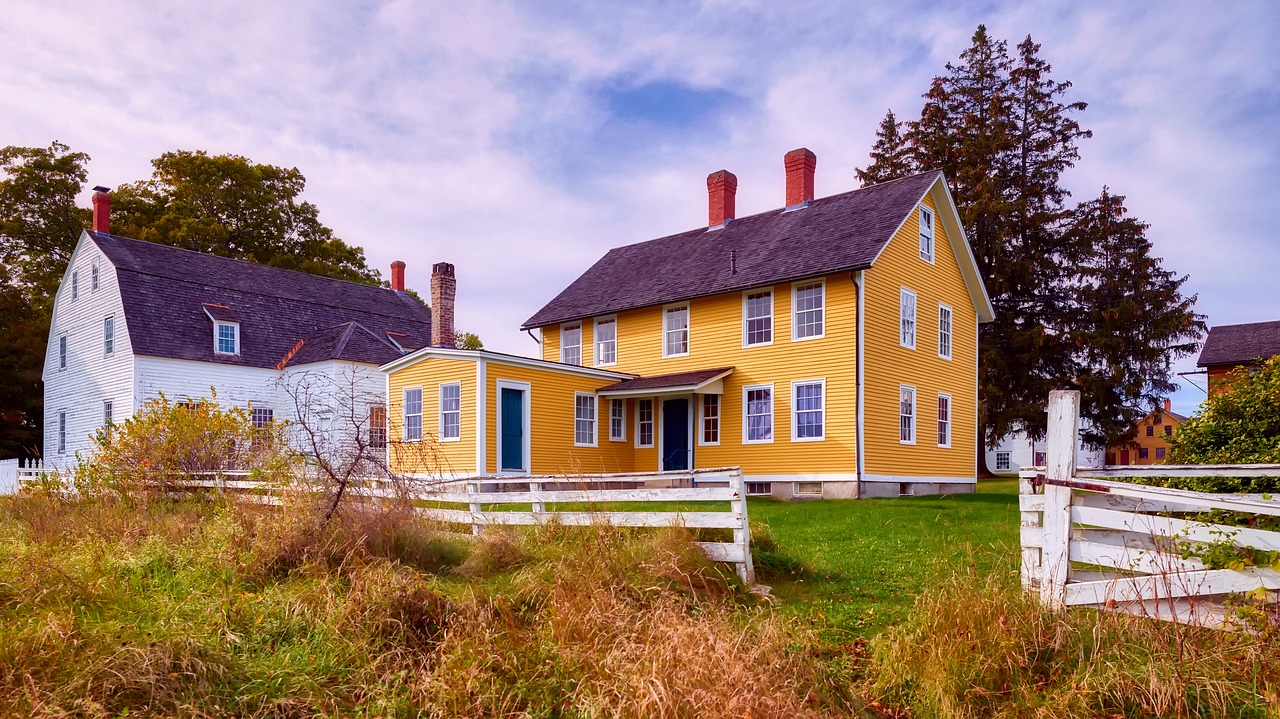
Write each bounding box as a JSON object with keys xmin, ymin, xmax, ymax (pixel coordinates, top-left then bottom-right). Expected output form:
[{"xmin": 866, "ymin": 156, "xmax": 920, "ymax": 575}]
[
  {"xmin": 91, "ymin": 185, "xmax": 111, "ymax": 233},
  {"xmin": 707, "ymin": 170, "xmax": 737, "ymax": 227},
  {"xmin": 390, "ymin": 260, "xmax": 406, "ymax": 292},
  {"xmin": 784, "ymin": 148, "xmax": 816, "ymax": 208},
  {"xmin": 1163, "ymin": 398, "xmax": 1172, "ymax": 412},
  {"xmin": 430, "ymin": 262, "xmax": 456, "ymax": 348}
]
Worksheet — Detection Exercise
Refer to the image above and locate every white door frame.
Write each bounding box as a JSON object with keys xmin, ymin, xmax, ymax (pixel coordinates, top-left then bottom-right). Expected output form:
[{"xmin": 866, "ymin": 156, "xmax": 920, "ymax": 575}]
[
  {"xmin": 657, "ymin": 393, "xmax": 695, "ymax": 473},
  {"xmin": 495, "ymin": 379, "xmax": 532, "ymax": 475}
]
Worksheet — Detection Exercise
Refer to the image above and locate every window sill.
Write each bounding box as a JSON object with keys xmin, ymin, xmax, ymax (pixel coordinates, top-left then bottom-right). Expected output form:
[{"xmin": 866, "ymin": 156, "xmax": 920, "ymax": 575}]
[
  {"xmin": 742, "ymin": 340, "xmax": 774, "ymax": 349},
  {"xmin": 698, "ymin": 441, "xmax": 720, "ymax": 447},
  {"xmin": 440, "ymin": 437, "xmax": 461, "ymax": 443},
  {"xmin": 900, "ymin": 440, "xmax": 917, "ymax": 446},
  {"xmin": 662, "ymin": 352, "xmax": 690, "ymax": 359},
  {"xmin": 743, "ymin": 438, "xmax": 774, "ymax": 445},
  {"xmin": 899, "ymin": 343, "xmax": 916, "ymax": 351},
  {"xmin": 573, "ymin": 442, "xmax": 598, "ymax": 449},
  {"xmin": 793, "ymin": 333, "xmax": 826, "ymax": 342},
  {"xmin": 792, "ymin": 436, "xmax": 825, "ymax": 443},
  {"xmin": 609, "ymin": 437, "xmax": 627, "ymax": 443}
]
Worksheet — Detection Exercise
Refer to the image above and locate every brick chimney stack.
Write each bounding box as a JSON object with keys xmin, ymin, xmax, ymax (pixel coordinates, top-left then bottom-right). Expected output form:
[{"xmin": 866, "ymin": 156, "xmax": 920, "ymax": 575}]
[
  {"xmin": 707, "ymin": 170, "xmax": 737, "ymax": 227},
  {"xmin": 1163, "ymin": 398, "xmax": 1172, "ymax": 412},
  {"xmin": 91, "ymin": 185, "xmax": 111, "ymax": 233},
  {"xmin": 784, "ymin": 148, "xmax": 816, "ymax": 208},
  {"xmin": 390, "ymin": 260, "xmax": 406, "ymax": 292},
  {"xmin": 430, "ymin": 262, "xmax": 456, "ymax": 348}
]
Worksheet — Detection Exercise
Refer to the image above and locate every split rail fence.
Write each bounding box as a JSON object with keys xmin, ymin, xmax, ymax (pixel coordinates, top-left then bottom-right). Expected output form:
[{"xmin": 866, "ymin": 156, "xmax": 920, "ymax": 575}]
[{"xmin": 1020, "ymin": 390, "xmax": 1280, "ymax": 628}]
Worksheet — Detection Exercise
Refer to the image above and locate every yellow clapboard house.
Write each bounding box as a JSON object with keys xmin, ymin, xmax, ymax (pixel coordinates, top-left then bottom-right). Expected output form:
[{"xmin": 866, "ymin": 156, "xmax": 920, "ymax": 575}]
[{"xmin": 383, "ymin": 148, "xmax": 994, "ymax": 498}]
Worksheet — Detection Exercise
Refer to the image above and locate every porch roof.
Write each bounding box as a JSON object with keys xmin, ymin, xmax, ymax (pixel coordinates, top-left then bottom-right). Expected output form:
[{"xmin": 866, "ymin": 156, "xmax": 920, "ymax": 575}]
[{"xmin": 596, "ymin": 367, "xmax": 733, "ymax": 397}]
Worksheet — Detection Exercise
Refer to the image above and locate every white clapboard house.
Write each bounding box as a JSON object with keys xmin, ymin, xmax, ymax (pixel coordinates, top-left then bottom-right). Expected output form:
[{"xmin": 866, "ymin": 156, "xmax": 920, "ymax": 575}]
[{"xmin": 42, "ymin": 187, "xmax": 452, "ymax": 466}]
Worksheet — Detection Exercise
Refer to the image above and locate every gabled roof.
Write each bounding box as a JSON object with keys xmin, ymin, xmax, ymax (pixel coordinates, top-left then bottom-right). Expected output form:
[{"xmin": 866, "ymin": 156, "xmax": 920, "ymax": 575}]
[
  {"xmin": 1196, "ymin": 320, "xmax": 1280, "ymax": 367},
  {"xmin": 522, "ymin": 170, "xmax": 994, "ymax": 329},
  {"xmin": 89, "ymin": 231, "xmax": 432, "ymax": 370}
]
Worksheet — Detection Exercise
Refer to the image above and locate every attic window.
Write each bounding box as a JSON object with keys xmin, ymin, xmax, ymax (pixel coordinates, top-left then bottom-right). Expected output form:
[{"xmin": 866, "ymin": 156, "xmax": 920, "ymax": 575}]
[
  {"xmin": 919, "ymin": 206, "xmax": 935, "ymax": 263},
  {"xmin": 91, "ymin": 263, "xmax": 100, "ymax": 291},
  {"xmin": 215, "ymin": 321, "xmax": 240, "ymax": 355}
]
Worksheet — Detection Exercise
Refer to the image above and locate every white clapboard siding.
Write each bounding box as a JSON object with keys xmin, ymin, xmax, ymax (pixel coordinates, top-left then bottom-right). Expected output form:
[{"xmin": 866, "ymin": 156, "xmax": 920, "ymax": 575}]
[{"xmin": 1020, "ymin": 389, "xmax": 1280, "ymax": 629}]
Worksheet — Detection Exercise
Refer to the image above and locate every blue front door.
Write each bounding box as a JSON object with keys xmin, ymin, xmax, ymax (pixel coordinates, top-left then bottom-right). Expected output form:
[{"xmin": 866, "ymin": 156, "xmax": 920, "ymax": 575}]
[
  {"xmin": 500, "ymin": 388, "xmax": 525, "ymax": 472},
  {"xmin": 662, "ymin": 398, "xmax": 689, "ymax": 471}
]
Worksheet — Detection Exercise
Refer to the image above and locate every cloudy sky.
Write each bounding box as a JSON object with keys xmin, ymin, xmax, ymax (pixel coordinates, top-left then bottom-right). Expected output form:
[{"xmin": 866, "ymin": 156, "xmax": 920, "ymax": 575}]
[{"xmin": 5, "ymin": 0, "xmax": 1277, "ymax": 415}]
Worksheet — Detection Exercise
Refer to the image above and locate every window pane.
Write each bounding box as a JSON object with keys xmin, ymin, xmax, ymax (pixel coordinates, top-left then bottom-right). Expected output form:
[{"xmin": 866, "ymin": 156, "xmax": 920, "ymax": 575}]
[
  {"xmin": 899, "ymin": 387, "xmax": 915, "ymax": 442},
  {"xmin": 103, "ymin": 316, "xmax": 114, "ymax": 354},
  {"xmin": 369, "ymin": 406, "xmax": 388, "ymax": 448},
  {"xmin": 746, "ymin": 387, "xmax": 772, "ymax": 441},
  {"xmin": 794, "ymin": 383, "xmax": 823, "ymax": 439},
  {"xmin": 252, "ymin": 407, "xmax": 273, "ymax": 429},
  {"xmin": 562, "ymin": 325, "xmax": 582, "ymax": 365},
  {"xmin": 937, "ymin": 395, "xmax": 950, "ymax": 446},
  {"xmin": 575, "ymin": 395, "xmax": 596, "ymax": 444},
  {"xmin": 638, "ymin": 399, "xmax": 654, "ymax": 446},
  {"xmin": 996, "ymin": 451, "xmax": 1010, "ymax": 471},
  {"xmin": 702, "ymin": 394, "xmax": 719, "ymax": 443},
  {"xmin": 938, "ymin": 305, "xmax": 951, "ymax": 358},
  {"xmin": 919, "ymin": 208, "xmax": 933, "ymax": 261},
  {"xmin": 217, "ymin": 324, "xmax": 237, "ymax": 354},
  {"xmin": 745, "ymin": 292, "xmax": 772, "ymax": 345},
  {"xmin": 596, "ymin": 319, "xmax": 616, "ymax": 365},
  {"xmin": 59, "ymin": 336, "xmax": 67, "ymax": 369},
  {"xmin": 665, "ymin": 307, "xmax": 688, "ymax": 355},
  {"xmin": 794, "ymin": 282, "xmax": 824, "ymax": 339},
  {"xmin": 900, "ymin": 290, "xmax": 916, "ymax": 348},
  {"xmin": 610, "ymin": 398, "xmax": 625, "ymax": 440},
  {"xmin": 441, "ymin": 384, "xmax": 461, "ymax": 439},
  {"xmin": 404, "ymin": 388, "xmax": 422, "ymax": 441}
]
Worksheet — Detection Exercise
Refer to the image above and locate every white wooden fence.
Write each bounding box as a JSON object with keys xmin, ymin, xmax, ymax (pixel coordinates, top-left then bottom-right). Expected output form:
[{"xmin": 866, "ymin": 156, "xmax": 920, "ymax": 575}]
[{"xmin": 1020, "ymin": 390, "xmax": 1280, "ymax": 628}]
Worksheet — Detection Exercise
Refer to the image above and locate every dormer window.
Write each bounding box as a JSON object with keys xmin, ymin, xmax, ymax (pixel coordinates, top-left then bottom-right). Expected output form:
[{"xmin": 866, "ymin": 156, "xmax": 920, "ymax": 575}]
[
  {"xmin": 918, "ymin": 206, "xmax": 934, "ymax": 263},
  {"xmin": 215, "ymin": 321, "xmax": 239, "ymax": 355}
]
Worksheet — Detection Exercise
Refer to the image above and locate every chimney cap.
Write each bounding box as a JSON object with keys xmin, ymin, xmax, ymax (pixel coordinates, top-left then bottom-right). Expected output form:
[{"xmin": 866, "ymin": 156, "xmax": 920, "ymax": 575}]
[{"xmin": 92, "ymin": 185, "xmax": 111, "ymax": 193}]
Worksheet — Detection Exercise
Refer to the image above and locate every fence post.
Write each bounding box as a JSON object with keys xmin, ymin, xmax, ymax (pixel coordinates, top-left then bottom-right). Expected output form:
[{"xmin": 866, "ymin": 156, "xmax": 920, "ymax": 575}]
[
  {"xmin": 466, "ymin": 481, "xmax": 482, "ymax": 536},
  {"xmin": 1019, "ymin": 472, "xmax": 1043, "ymax": 591},
  {"xmin": 732, "ymin": 469, "xmax": 755, "ymax": 585},
  {"xmin": 1040, "ymin": 390, "xmax": 1079, "ymax": 609},
  {"xmin": 530, "ymin": 480, "xmax": 544, "ymax": 515}
]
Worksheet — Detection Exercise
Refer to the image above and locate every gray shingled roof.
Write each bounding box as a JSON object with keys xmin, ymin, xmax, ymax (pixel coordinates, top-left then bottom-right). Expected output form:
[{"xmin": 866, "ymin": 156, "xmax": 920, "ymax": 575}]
[
  {"xmin": 90, "ymin": 231, "xmax": 431, "ymax": 369},
  {"xmin": 522, "ymin": 170, "xmax": 942, "ymax": 330},
  {"xmin": 597, "ymin": 367, "xmax": 733, "ymax": 394},
  {"xmin": 1196, "ymin": 320, "xmax": 1280, "ymax": 367}
]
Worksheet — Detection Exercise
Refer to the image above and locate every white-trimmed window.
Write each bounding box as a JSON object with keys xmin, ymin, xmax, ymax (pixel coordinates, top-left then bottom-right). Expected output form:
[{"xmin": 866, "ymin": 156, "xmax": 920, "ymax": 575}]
[
  {"xmin": 439, "ymin": 383, "xmax": 461, "ymax": 441},
  {"xmin": 103, "ymin": 315, "xmax": 115, "ymax": 355},
  {"xmin": 937, "ymin": 393, "xmax": 951, "ymax": 447},
  {"xmin": 700, "ymin": 394, "xmax": 720, "ymax": 445},
  {"xmin": 899, "ymin": 385, "xmax": 916, "ymax": 444},
  {"xmin": 403, "ymin": 387, "xmax": 423, "ymax": 442},
  {"xmin": 215, "ymin": 321, "xmax": 239, "ymax": 355},
  {"xmin": 574, "ymin": 393, "xmax": 597, "ymax": 447},
  {"xmin": 59, "ymin": 335, "xmax": 67, "ymax": 370},
  {"xmin": 663, "ymin": 304, "xmax": 689, "ymax": 357},
  {"xmin": 71, "ymin": 271, "xmax": 79, "ymax": 300},
  {"xmin": 609, "ymin": 398, "xmax": 626, "ymax": 441},
  {"xmin": 995, "ymin": 451, "xmax": 1011, "ymax": 471},
  {"xmin": 795, "ymin": 481, "xmax": 822, "ymax": 495},
  {"xmin": 595, "ymin": 317, "xmax": 617, "ymax": 366},
  {"xmin": 743, "ymin": 384, "xmax": 773, "ymax": 444},
  {"xmin": 938, "ymin": 303, "xmax": 952, "ymax": 360},
  {"xmin": 561, "ymin": 324, "xmax": 582, "ymax": 366},
  {"xmin": 252, "ymin": 407, "xmax": 273, "ymax": 429},
  {"xmin": 919, "ymin": 206, "xmax": 934, "ymax": 262},
  {"xmin": 103, "ymin": 400, "xmax": 113, "ymax": 427},
  {"xmin": 743, "ymin": 290, "xmax": 773, "ymax": 346},
  {"xmin": 793, "ymin": 280, "xmax": 825, "ymax": 340},
  {"xmin": 58, "ymin": 411, "xmax": 66, "ymax": 453},
  {"xmin": 636, "ymin": 399, "xmax": 655, "ymax": 447},
  {"xmin": 369, "ymin": 405, "xmax": 387, "ymax": 448},
  {"xmin": 91, "ymin": 263, "xmax": 100, "ymax": 291},
  {"xmin": 900, "ymin": 288, "xmax": 916, "ymax": 349},
  {"xmin": 792, "ymin": 380, "xmax": 825, "ymax": 441}
]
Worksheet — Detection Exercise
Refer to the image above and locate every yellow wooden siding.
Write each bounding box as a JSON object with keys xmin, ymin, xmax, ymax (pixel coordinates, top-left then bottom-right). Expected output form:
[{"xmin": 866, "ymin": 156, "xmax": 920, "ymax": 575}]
[
  {"xmin": 540, "ymin": 272, "xmax": 858, "ymax": 476},
  {"xmin": 862, "ymin": 191, "xmax": 978, "ymax": 479},
  {"xmin": 386, "ymin": 356, "xmax": 478, "ymax": 475},
  {"xmin": 540, "ymin": 321, "xmax": 597, "ymax": 367},
  {"xmin": 483, "ymin": 360, "xmax": 634, "ymax": 475}
]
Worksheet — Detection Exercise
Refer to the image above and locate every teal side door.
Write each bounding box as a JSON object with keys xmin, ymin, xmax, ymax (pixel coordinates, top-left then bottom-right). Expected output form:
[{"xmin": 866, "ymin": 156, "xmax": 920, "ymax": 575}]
[
  {"xmin": 500, "ymin": 388, "xmax": 525, "ymax": 472},
  {"xmin": 662, "ymin": 398, "xmax": 689, "ymax": 471}
]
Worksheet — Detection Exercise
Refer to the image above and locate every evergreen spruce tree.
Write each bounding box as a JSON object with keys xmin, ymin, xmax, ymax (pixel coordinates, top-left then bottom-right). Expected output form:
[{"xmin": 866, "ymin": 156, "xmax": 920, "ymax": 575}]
[
  {"xmin": 854, "ymin": 110, "xmax": 916, "ymax": 186},
  {"xmin": 1066, "ymin": 188, "xmax": 1205, "ymax": 447}
]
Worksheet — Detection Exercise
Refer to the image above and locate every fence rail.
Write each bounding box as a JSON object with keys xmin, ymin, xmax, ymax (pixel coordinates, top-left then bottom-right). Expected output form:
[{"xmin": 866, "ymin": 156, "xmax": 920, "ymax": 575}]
[{"xmin": 1020, "ymin": 390, "xmax": 1280, "ymax": 629}]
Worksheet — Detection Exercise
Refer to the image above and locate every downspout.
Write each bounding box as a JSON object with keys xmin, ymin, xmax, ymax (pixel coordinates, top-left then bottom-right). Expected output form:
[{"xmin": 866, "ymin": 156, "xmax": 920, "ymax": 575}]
[
  {"xmin": 525, "ymin": 328, "xmax": 541, "ymax": 345},
  {"xmin": 853, "ymin": 269, "xmax": 865, "ymax": 498}
]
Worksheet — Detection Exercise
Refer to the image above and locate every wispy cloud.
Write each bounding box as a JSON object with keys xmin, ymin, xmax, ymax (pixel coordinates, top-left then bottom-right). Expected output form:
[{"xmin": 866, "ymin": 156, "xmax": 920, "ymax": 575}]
[{"xmin": 3, "ymin": 0, "xmax": 1276, "ymax": 415}]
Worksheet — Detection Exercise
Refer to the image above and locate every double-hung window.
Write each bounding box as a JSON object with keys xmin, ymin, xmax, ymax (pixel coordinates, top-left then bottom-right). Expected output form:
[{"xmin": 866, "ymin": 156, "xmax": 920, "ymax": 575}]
[
  {"xmin": 440, "ymin": 383, "xmax": 461, "ymax": 441},
  {"xmin": 899, "ymin": 385, "xmax": 916, "ymax": 444},
  {"xmin": 403, "ymin": 387, "xmax": 423, "ymax": 442},
  {"xmin": 743, "ymin": 290, "xmax": 772, "ymax": 346},
  {"xmin": 919, "ymin": 206, "xmax": 934, "ymax": 262},
  {"xmin": 609, "ymin": 398, "xmax": 625, "ymax": 441},
  {"xmin": 91, "ymin": 263, "xmax": 100, "ymax": 291},
  {"xmin": 574, "ymin": 393, "xmax": 597, "ymax": 447},
  {"xmin": 744, "ymin": 384, "xmax": 773, "ymax": 444},
  {"xmin": 103, "ymin": 316, "xmax": 115, "ymax": 355},
  {"xmin": 900, "ymin": 288, "xmax": 917, "ymax": 349},
  {"xmin": 215, "ymin": 321, "xmax": 239, "ymax": 355},
  {"xmin": 636, "ymin": 399, "xmax": 654, "ymax": 447},
  {"xmin": 937, "ymin": 393, "xmax": 951, "ymax": 447},
  {"xmin": 58, "ymin": 411, "xmax": 66, "ymax": 453},
  {"xmin": 595, "ymin": 317, "xmax": 617, "ymax": 366},
  {"xmin": 793, "ymin": 281, "xmax": 825, "ymax": 340},
  {"xmin": 71, "ymin": 271, "xmax": 79, "ymax": 300},
  {"xmin": 793, "ymin": 380, "xmax": 825, "ymax": 441},
  {"xmin": 937, "ymin": 304, "xmax": 952, "ymax": 360},
  {"xmin": 369, "ymin": 406, "xmax": 388, "ymax": 448},
  {"xmin": 252, "ymin": 407, "xmax": 273, "ymax": 429},
  {"xmin": 103, "ymin": 400, "xmax": 113, "ymax": 427},
  {"xmin": 561, "ymin": 324, "xmax": 582, "ymax": 366},
  {"xmin": 663, "ymin": 305, "xmax": 689, "ymax": 357},
  {"xmin": 59, "ymin": 335, "xmax": 67, "ymax": 370},
  {"xmin": 701, "ymin": 394, "xmax": 720, "ymax": 445}
]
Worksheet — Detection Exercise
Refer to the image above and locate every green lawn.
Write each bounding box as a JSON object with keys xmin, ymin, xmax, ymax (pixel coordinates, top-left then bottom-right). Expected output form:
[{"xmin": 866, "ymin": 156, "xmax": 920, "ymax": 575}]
[{"xmin": 752, "ymin": 478, "xmax": 1021, "ymax": 636}]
